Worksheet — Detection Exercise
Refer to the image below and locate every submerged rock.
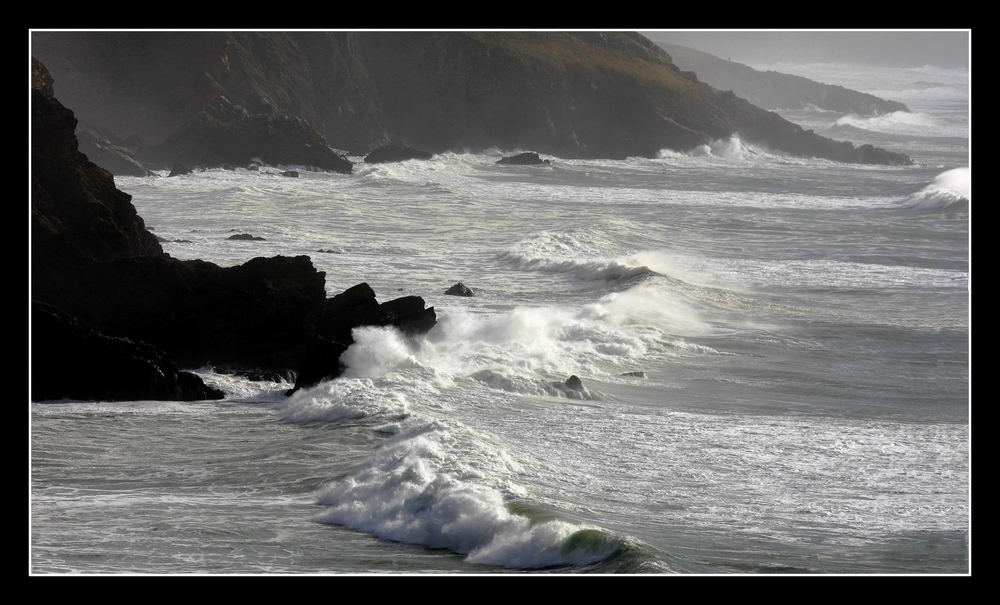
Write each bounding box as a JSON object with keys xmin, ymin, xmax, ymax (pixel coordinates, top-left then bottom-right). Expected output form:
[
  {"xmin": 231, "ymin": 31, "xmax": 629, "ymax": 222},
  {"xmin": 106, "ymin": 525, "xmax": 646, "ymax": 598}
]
[
  {"xmin": 227, "ymin": 233, "xmax": 266, "ymax": 241},
  {"xmin": 281, "ymin": 170, "xmax": 299, "ymax": 177},
  {"xmin": 620, "ymin": 371, "xmax": 647, "ymax": 378},
  {"xmin": 445, "ymin": 282, "xmax": 475, "ymax": 297},
  {"xmin": 496, "ymin": 152, "xmax": 550, "ymax": 165},
  {"xmin": 168, "ymin": 163, "xmax": 193, "ymax": 176}
]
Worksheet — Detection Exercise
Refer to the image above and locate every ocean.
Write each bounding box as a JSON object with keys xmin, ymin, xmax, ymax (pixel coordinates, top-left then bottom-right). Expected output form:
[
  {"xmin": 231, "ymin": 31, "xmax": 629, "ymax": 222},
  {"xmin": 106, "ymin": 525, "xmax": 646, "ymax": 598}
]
[{"xmin": 30, "ymin": 62, "xmax": 970, "ymax": 574}]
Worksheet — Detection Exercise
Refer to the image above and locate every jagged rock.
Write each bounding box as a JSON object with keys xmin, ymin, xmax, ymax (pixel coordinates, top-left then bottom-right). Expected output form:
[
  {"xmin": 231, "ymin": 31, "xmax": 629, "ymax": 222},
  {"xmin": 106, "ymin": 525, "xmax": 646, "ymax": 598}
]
[
  {"xmin": 168, "ymin": 163, "xmax": 192, "ymax": 176},
  {"xmin": 497, "ymin": 152, "xmax": 550, "ymax": 165},
  {"xmin": 382, "ymin": 296, "xmax": 437, "ymax": 336},
  {"xmin": 32, "ymin": 300, "xmax": 224, "ymax": 402},
  {"xmin": 365, "ymin": 144, "xmax": 433, "ymax": 163},
  {"xmin": 31, "ymin": 57, "xmax": 438, "ymax": 402},
  {"xmin": 445, "ymin": 282, "xmax": 475, "ymax": 296},
  {"xmin": 289, "ymin": 284, "xmax": 437, "ymax": 393},
  {"xmin": 139, "ymin": 97, "xmax": 354, "ymax": 174},
  {"xmin": 32, "ymin": 58, "xmax": 163, "ymax": 265}
]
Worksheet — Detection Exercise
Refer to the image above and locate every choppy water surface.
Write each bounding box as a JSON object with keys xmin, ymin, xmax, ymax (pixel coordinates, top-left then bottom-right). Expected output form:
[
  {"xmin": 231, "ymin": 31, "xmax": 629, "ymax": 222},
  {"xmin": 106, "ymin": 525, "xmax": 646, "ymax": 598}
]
[{"xmin": 31, "ymin": 62, "xmax": 969, "ymax": 574}]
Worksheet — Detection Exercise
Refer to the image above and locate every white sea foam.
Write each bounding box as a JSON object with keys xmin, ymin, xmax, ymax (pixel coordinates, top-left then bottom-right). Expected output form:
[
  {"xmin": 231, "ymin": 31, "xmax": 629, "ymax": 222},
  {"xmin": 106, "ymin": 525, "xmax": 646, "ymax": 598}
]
[
  {"xmin": 277, "ymin": 378, "xmax": 408, "ymax": 423},
  {"xmin": 499, "ymin": 230, "xmax": 654, "ymax": 284},
  {"xmin": 314, "ymin": 418, "xmax": 620, "ymax": 568},
  {"xmin": 902, "ymin": 167, "xmax": 970, "ymax": 209},
  {"xmin": 684, "ymin": 136, "xmax": 748, "ymax": 160},
  {"xmin": 834, "ymin": 110, "xmax": 951, "ymax": 136}
]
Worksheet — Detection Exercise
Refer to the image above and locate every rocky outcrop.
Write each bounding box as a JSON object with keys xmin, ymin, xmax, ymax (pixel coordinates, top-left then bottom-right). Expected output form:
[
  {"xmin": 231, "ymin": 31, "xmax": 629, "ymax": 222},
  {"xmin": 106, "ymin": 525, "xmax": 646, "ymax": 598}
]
[
  {"xmin": 32, "ymin": 31, "xmax": 912, "ymax": 166},
  {"xmin": 168, "ymin": 163, "xmax": 193, "ymax": 176},
  {"xmin": 364, "ymin": 144, "xmax": 433, "ymax": 163},
  {"xmin": 496, "ymin": 152, "xmax": 550, "ymax": 165},
  {"xmin": 32, "ymin": 300, "xmax": 224, "ymax": 402},
  {"xmin": 31, "ymin": 58, "xmax": 434, "ymax": 401},
  {"xmin": 657, "ymin": 42, "xmax": 909, "ymax": 116},
  {"xmin": 445, "ymin": 282, "xmax": 475, "ymax": 296},
  {"xmin": 138, "ymin": 97, "xmax": 353, "ymax": 174},
  {"xmin": 289, "ymin": 283, "xmax": 436, "ymax": 393}
]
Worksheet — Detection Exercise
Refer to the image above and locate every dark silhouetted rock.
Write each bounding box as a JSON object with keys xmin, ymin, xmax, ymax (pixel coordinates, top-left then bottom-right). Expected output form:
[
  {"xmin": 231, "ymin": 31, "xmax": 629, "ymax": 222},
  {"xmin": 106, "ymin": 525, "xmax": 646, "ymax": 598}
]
[
  {"xmin": 32, "ymin": 300, "xmax": 224, "ymax": 402},
  {"xmin": 288, "ymin": 285, "xmax": 437, "ymax": 393},
  {"xmin": 32, "ymin": 57, "xmax": 437, "ymax": 403},
  {"xmin": 382, "ymin": 296, "xmax": 437, "ymax": 337},
  {"xmin": 227, "ymin": 233, "xmax": 266, "ymax": 241},
  {"xmin": 365, "ymin": 145, "xmax": 433, "ymax": 163},
  {"xmin": 32, "ymin": 58, "xmax": 163, "ymax": 265},
  {"xmin": 168, "ymin": 163, "xmax": 192, "ymax": 176},
  {"xmin": 497, "ymin": 152, "xmax": 550, "ymax": 165},
  {"xmin": 565, "ymin": 375, "xmax": 585, "ymax": 391},
  {"xmin": 445, "ymin": 282, "xmax": 475, "ymax": 296}
]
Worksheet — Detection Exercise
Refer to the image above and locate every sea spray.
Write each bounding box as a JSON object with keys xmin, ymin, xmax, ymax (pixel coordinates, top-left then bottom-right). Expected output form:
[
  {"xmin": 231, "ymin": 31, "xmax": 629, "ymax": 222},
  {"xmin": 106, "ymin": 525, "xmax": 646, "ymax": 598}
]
[
  {"xmin": 834, "ymin": 110, "xmax": 947, "ymax": 136},
  {"xmin": 313, "ymin": 415, "xmax": 621, "ymax": 569},
  {"xmin": 902, "ymin": 167, "xmax": 970, "ymax": 209}
]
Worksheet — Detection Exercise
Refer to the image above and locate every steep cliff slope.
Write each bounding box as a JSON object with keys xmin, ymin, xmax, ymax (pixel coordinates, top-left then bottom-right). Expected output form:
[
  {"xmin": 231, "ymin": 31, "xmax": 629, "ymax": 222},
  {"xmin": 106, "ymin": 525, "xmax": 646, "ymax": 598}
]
[{"xmin": 31, "ymin": 31, "xmax": 911, "ymax": 165}]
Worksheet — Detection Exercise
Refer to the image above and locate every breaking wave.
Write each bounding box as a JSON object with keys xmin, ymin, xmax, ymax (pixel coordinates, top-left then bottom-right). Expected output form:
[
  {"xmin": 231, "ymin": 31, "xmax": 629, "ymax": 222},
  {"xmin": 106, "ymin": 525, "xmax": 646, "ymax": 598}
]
[{"xmin": 901, "ymin": 167, "xmax": 970, "ymax": 209}]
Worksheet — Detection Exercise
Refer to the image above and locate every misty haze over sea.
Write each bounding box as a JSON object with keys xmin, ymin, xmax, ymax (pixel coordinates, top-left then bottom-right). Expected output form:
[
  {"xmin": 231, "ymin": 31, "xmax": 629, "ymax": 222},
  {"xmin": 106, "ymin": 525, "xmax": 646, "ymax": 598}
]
[{"xmin": 31, "ymin": 34, "xmax": 970, "ymax": 574}]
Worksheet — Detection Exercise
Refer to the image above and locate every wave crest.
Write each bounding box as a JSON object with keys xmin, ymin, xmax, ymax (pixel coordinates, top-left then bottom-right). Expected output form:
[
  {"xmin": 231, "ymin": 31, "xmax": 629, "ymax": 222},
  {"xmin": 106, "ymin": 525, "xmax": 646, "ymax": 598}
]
[{"xmin": 901, "ymin": 167, "xmax": 970, "ymax": 209}]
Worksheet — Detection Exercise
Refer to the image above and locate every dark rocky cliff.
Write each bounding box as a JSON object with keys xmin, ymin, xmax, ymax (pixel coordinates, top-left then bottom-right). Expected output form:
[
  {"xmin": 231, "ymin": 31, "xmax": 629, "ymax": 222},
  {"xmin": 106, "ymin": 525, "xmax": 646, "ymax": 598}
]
[
  {"xmin": 657, "ymin": 42, "xmax": 909, "ymax": 116},
  {"xmin": 30, "ymin": 58, "xmax": 434, "ymax": 400},
  {"xmin": 32, "ymin": 31, "xmax": 911, "ymax": 165}
]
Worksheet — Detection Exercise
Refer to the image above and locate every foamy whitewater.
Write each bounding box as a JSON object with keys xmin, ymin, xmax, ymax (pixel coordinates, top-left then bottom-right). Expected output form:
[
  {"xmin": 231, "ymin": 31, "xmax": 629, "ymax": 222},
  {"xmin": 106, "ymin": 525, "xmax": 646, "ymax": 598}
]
[{"xmin": 31, "ymin": 62, "xmax": 970, "ymax": 574}]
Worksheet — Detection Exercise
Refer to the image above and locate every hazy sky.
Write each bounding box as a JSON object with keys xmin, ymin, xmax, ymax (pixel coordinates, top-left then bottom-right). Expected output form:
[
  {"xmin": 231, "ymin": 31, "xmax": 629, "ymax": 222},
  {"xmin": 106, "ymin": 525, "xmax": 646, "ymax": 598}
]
[{"xmin": 639, "ymin": 31, "xmax": 969, "ymax": 68}]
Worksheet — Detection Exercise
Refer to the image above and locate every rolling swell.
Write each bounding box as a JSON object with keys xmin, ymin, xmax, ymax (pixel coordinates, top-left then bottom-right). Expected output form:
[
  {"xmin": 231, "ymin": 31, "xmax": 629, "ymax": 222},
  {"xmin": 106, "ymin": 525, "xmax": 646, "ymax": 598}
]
[{"xmin": 498, "ymin": 230, "xmax": 659, "ymax": 288}]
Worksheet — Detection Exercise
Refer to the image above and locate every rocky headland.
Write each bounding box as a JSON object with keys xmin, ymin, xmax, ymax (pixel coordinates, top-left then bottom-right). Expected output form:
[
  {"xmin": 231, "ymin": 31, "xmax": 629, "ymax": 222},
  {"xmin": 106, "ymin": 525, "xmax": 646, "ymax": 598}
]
[
  {"xmin": 32, "ymin": 31, "xmax": 912, "ymax": 167},
  {"xmin": 31, "ymin": 58, "xmax": 435, "ymax": 402},
  {"xmin": 657, "ymin": 42, "xmax": 909, "ymax": 116}
]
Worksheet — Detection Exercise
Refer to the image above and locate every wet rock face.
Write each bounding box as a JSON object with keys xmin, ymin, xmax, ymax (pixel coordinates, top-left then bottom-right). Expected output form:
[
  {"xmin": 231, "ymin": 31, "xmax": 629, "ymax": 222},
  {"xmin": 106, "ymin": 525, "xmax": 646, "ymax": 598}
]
[
  {"xmin": 496, "ymin": 152, "xmax": 550, "ymax": 165},
  {"xmin": 288, "ymin": 284, "xmax": 437, "ymax": 394},
  {"xmin": 445, "ymin": 282, "xmax": 475, "ymax": 296}
]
